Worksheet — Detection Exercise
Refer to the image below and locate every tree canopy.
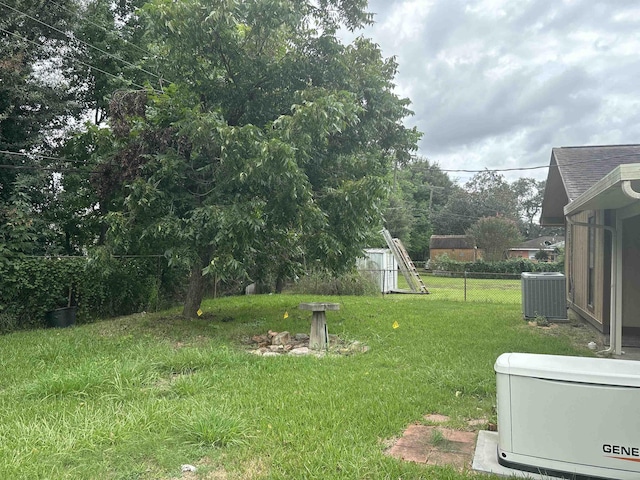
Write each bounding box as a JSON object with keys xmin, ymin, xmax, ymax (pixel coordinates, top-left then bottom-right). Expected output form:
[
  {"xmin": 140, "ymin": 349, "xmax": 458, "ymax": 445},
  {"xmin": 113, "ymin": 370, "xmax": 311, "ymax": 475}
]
[
  {"xmin": 88, "ymin": 0, "xmax": 420, "ymax": 316},
  {"xmin": 467, "ymin": 215, "xmax": 522, "ymax": 262}
]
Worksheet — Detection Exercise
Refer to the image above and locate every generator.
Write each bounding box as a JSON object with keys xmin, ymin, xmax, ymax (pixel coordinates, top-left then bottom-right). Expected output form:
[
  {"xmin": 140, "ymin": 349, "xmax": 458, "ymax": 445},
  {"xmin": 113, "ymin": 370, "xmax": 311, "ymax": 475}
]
[{"xmin": 495, "ymin": 352, "xmax": 640, "ymax": 479}]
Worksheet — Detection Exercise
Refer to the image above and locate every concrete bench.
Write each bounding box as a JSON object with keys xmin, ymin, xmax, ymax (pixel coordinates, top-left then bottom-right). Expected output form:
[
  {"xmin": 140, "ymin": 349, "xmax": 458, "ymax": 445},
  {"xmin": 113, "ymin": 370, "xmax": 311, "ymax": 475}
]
[{"xmin": 298, "ymin": 302, "xmax": 340, "ymax": 350}]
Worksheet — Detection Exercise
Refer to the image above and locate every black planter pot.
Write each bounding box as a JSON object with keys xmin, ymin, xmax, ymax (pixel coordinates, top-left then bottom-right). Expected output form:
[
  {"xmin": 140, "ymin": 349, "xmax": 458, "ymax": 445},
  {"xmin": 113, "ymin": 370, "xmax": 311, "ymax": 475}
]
[{"xmin": 46, "ymin": 306, "xmax": 77, "ymax": 328}]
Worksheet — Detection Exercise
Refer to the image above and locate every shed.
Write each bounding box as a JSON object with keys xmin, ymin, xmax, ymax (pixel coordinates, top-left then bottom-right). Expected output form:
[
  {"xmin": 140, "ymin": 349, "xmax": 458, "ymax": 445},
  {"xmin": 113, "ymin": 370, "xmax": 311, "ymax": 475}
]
[
  {"xmin": 429, "ymin": 235, "xmax": 481, "ymax": 262},
  {"xmin": 357, "ymin": 248, "xmax": 398, "ymax": 293}
]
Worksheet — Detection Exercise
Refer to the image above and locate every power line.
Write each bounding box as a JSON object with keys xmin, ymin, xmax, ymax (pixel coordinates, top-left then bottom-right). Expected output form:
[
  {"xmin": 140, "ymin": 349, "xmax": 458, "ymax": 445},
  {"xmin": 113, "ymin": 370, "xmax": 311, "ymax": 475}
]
[
  {"xmin": 440, "ymin": 164, "xmax": 548, "ymax": 173},
  {"xmin": 437, "ymin": 152, "xmax": 640, "ymax": 174},
  {"xmin": 0, "ymin": 149, "xmax": 97, "ymax": 165},
  {"xmin": 0, "ymin": 164, "xmax": 100, "ymax": 174},
  {"xmin": 0, "ymin": 0, "xmax": 170, "ymax": 86},
  {"xmin": 48, "ymin": 0, "xmax": 156, "ymax": 60},
  {"xmin": 0, "ymin": 25, "xmax": 151, "ymax": 91}
]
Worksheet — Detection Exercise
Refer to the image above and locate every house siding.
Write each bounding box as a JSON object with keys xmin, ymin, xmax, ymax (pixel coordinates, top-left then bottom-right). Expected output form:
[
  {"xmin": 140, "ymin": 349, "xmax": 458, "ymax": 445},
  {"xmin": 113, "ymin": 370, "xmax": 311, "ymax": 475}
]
[
  {"xmin": 622, "ymin": 215, "xmax": 640, "ymax": 329},
  {"xmin": 508, "ymin": 249, "xmax": 533, "ymax": 259},
  {"xmin": 430, "ymin": 248, "xmax": 480, "ymax": 262},
  {"xmin": 568, "ymin": 210, "xmax": 608, "ymax": 331}
]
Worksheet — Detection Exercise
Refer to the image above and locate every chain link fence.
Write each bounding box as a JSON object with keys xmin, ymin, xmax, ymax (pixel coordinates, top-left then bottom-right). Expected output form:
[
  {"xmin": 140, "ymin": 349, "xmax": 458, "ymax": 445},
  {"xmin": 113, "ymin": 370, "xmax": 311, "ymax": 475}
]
[
  {"xmin": 355, "ymin": 266, "xmax": 523, "ymax": 304},
  {"xmin": 421, "ymin": 271, "xmax": 521, "ymax": 304}
]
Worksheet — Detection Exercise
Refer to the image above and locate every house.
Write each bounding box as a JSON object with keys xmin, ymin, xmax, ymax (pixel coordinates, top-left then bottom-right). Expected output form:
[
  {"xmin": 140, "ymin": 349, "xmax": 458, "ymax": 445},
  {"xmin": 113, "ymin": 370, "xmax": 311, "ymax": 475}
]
[
  {"xmin": 429, "ymin": 235, "xmax": 481, "ymax": 262},
  {"xmin": 508, "ymin": 236, "xmax": 564, "ymax": 262},
  {"xmin": 540, "ymin": 144, "xmax": 640, "ymax": 354}
]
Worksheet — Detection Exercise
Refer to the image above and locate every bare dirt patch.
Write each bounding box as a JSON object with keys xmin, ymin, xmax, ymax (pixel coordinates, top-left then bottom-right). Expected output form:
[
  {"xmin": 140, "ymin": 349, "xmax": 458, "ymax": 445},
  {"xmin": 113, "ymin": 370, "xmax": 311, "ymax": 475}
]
[{"xmin": 523, "ymin": 320, "xmax": 604, "ymax": 352}]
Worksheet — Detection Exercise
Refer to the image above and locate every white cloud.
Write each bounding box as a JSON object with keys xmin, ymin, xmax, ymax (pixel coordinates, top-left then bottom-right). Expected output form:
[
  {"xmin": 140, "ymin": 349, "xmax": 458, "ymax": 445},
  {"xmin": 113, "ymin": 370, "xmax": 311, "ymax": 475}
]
[{"xmin": 348, "ymin": 0, "xmax": 640, "ymax": 183}]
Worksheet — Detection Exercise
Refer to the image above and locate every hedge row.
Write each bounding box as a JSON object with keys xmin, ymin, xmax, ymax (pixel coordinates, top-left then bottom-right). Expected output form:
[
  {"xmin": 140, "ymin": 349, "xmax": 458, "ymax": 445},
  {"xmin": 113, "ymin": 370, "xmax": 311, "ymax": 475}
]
[
  {"xmin": 0, "ymin": 255, "xmax": 188, "ymax": 333},
  {"xmin": 430, "ymin": 254, "xmax": 563, "ymax": 275}
]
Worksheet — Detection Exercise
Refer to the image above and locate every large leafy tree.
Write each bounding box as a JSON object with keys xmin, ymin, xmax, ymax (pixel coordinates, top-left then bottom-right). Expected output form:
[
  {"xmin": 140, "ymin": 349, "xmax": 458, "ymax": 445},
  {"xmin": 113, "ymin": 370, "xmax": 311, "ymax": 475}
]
[
  {"xmin": 0, "ymin": 0, "xmax": 80, "ymax": 258},
  {"xmin": 96, "ymin": 0, "xmax": 420, "ymax": 316},
  {"xmin": 467, "ymin": 216, "xmax": 522, "ymax": 262},
  {"xmin": 432, "ymin": 170, "xmax": 519, "ymax": 235}
]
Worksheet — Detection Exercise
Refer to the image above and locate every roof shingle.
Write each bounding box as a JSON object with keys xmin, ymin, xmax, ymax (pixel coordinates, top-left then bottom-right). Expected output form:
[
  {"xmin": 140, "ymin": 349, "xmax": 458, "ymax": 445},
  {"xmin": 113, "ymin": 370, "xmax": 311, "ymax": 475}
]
[
  {"xmin": 552, "ymin": 144, "xmax": 640, "ymax": 201},
  {"xmin": 430, "ymin": 235, "xmax": 475, "ymax": 249}
]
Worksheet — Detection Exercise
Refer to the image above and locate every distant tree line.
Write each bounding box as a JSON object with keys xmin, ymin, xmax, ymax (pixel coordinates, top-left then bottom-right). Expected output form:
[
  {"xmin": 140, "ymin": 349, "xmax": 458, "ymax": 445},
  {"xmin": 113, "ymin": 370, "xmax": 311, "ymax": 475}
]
[{"xmin": 383, "ymin": 162, "xmax": 562, "ymax": 261}]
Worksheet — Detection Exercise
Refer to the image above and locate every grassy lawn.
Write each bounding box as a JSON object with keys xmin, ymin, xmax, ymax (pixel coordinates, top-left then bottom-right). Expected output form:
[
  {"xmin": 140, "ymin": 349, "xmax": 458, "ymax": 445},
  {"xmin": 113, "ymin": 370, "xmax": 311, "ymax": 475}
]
[{"xmin": 0, "ymin": 294, "xmax": 590, "ymax": 479}]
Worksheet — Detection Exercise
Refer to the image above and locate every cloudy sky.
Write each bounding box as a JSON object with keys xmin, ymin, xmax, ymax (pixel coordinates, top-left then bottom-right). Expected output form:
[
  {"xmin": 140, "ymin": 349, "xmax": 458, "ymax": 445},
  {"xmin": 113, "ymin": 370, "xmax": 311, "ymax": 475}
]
[{"xmin": 348, "ymin": 0, "xmax": 640, "ymax": 184}]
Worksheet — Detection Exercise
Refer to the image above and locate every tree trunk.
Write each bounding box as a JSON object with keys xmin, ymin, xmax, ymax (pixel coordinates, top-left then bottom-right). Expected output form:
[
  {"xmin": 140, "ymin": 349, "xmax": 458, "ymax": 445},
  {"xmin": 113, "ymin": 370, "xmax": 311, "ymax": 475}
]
[{"xmin": 182, "ymin": 263, "xmax": 206, "ymax": 318}]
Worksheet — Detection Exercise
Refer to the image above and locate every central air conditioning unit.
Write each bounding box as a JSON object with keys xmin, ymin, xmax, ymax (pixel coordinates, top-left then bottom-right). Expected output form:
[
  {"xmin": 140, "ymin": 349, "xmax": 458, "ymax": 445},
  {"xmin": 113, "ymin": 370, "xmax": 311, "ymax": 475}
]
[
  {"xmin": 521, "ymin": 272, "xmax": 567, "ymax": 319},
  {"xmin": 495, "ymin": 352, "xmax": 640, "ymax": 480}
]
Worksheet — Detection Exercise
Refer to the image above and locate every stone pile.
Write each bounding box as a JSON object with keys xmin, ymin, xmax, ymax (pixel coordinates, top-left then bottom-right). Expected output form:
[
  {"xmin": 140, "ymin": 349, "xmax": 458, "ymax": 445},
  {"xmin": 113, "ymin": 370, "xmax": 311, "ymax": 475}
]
[{"xmin": 247, "ymin": 330, "xmax": 369, "ymax": 357}]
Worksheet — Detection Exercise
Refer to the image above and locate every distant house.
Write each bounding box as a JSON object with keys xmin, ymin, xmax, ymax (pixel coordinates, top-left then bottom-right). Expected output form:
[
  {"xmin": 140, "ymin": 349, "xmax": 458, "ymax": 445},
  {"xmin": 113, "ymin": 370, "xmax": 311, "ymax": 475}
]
[
  {"xmin": 540, "ymin": 144, "xmax": 640, "ymax": 354},
  {"xmin": 429, "ymin": 235, "xmax": 481, "ymax": 262},
  {"xmin": 508, "ymin": 236, "xmax": 564, "ymax": 262}
]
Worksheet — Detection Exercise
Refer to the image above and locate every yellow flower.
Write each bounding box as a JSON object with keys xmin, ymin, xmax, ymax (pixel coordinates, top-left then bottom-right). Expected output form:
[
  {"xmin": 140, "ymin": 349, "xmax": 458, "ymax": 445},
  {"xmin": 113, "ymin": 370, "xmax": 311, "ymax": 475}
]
[
  {"xmin": 197, "ymin": 309, "xmax": 203, "ymax": 317},
  {"xmin": 283, "ymin": 311, "xmax": 289, "ymax": 319},
  {"xmin": 392, "ymin": 321, "xmax": 399, "ymax": 329}
]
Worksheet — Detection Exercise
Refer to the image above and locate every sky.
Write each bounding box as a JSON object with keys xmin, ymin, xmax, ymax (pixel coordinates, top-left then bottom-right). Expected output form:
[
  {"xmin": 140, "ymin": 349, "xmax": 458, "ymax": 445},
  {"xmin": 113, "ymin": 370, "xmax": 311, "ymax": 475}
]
[{"xmin": 346, "ymin": 0, "xmax": 640, "ymax": 184}]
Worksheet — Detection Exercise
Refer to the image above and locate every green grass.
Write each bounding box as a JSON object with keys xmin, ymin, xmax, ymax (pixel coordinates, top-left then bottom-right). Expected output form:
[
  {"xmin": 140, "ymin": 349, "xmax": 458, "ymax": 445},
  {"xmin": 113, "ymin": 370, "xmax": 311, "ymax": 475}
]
[{"xmin": 0, "ymin": 294, "xmax": 588, "ymax": 479}]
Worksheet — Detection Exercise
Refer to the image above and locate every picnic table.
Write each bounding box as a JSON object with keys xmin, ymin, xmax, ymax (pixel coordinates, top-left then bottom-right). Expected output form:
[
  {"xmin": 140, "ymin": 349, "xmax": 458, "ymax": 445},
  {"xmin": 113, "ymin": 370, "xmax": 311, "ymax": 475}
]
[{"xmin": 298, "ymin": 302, "xmax": 340, "ymax": 350}]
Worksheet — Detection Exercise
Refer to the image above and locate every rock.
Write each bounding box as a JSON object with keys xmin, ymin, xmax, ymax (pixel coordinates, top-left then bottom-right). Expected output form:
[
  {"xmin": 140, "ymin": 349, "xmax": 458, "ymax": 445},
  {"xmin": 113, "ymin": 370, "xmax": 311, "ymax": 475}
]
[
  {"xmin": 181, "ymin": 464, "xmax": 197, "ymax": 473},
  {"xmin": 252, "ymin": 334, "xmax": 268, "ymax": 344},
  {"xmin": 272, "ymin": 331, "xmax": 291, "ymax": 345},
  {"xmin": 250, "ymin": 349, "xmax": 263, "ymax": 355},
  {"xmin": 290, "ymin": 347, "xmax": 310, "ymax": 355},
  {"xmin": 263, "ymin": 351, "xmax": 278, "ymax": 357},
  {"xmin": 294, "ymin": 333, "xmax": 310, "ymax": 341},
  {"xmin": 268, "ymin": 345, "xmax": 283, "ymax": 351}
]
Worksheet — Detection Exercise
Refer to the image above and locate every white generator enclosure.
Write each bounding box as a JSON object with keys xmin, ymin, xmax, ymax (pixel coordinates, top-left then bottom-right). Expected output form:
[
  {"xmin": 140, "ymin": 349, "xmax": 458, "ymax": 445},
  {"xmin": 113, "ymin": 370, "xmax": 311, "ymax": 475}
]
[
  {"xmin": 356, "ymin": 248, "xmax": 397, "ymax": 293},
  {"xmin": 495, "ymin": 353, "xmax": 640, "ymax": 479}
]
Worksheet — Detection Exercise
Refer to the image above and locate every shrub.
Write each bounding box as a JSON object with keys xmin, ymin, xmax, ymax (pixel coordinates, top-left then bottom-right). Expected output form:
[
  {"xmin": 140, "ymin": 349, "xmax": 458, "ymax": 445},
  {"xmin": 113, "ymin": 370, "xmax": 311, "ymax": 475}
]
[
  {"xmin": 287, "ymin": 270, "xmax": 380, "ymax": 296},
  {"xmin": 430, "ymin": 254, "xmax": 563, "ymax": 275},
  {"xmin": 0, "ymin": 254, "xmax": 188, "ymax": 333}
]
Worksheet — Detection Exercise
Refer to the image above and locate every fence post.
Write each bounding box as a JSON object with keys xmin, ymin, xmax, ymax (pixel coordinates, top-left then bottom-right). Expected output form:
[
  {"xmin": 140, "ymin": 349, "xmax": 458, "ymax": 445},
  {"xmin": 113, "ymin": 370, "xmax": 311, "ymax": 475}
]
[{"xmin": 464, "ymin": 270, "xmax": 467, "ymax": 302}]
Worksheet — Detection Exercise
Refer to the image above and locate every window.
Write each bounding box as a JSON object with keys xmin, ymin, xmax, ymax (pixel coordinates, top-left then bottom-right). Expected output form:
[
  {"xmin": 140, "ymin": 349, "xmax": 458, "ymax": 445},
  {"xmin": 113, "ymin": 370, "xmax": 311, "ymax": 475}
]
[{"xmin": 587, "ymin": 214, "xmax": 596, "ymax": 308}]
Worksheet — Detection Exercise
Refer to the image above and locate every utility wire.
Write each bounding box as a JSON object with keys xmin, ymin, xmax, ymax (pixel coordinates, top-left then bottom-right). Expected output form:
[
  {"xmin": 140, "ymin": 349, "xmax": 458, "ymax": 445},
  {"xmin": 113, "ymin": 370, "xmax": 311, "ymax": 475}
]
[
  {"xmin": 3, "ymin": 147, "xmax": 640, "ymax": 178},
  {"xmin": 48, "ymin": 0, "xmax": 156, "ymax": 59},
  {"xmin": 0, "ymin": 149, "xmax": 101, "ymax": 166},
  {"xmin": 0, "ymin": 25, "xmax": 151, "ymax": 91},
  {"xmin": 0, "ymin": 164, "xmax": 100, "ymax": 174},
  {"xmin": 437, "ymin": 152, "xmax": 640, "ymax": 174},
  {"xmin": 0, "ymin": 0, "xmax": 171, "ymax": 86}
]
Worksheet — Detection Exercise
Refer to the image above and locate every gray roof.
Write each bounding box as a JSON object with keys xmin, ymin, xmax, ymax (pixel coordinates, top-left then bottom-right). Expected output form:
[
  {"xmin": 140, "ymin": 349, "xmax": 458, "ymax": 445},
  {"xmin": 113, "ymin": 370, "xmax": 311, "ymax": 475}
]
[
  {"xmin": 510, "ymin": 236, "xmax": 564, "ymax": 250},
  {"xmin": 541, "ymin": 144, "xmax": 640, "ymax": 225},
  {"xmin": 553, "ymin": 144, "xmax": 640, "ymax": 201},
  {"xmin": 430, "ymin": 235, "xmax": 475, "ymax": 249}
]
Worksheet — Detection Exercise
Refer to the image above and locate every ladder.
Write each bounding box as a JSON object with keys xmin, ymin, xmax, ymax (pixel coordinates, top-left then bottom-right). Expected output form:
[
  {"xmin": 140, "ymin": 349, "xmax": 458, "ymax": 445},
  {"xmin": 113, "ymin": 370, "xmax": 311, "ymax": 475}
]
[{"xmin": 381, "ymin": 229, "xmax": 429, "ymax": 293}]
